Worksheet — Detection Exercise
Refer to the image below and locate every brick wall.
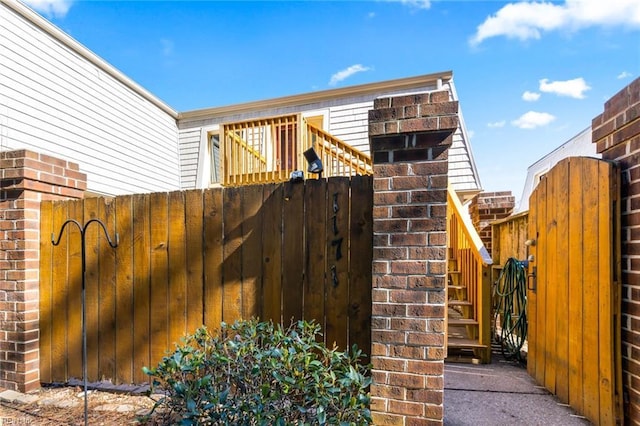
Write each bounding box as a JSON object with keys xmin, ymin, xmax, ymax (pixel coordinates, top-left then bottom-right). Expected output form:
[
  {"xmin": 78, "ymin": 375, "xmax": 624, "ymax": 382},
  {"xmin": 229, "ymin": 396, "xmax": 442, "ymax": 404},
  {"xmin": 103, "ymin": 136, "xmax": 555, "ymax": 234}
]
[
  {"xmin": 469, "ymin": 191, "xmax": 515, "ymax": 256},
  {"xmin": 0, "ymin": 149, "xmax": 86, "ymax": 392},
  {"xmin": 368, "ymin": 91, "xmax": 456, "ymax": 425},
  {"xmin": 592, "ymin": 77, "xmax": 640, "ymax": 423}
]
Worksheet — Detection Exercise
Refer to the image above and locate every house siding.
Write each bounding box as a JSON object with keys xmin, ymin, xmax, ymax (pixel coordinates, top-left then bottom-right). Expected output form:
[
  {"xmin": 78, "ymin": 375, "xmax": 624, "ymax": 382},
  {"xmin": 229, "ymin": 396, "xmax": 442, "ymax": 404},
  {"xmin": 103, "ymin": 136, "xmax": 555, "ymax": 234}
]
[{"xmin": 0, "ymin": 2, "xmax": 180, "ymax": 196}]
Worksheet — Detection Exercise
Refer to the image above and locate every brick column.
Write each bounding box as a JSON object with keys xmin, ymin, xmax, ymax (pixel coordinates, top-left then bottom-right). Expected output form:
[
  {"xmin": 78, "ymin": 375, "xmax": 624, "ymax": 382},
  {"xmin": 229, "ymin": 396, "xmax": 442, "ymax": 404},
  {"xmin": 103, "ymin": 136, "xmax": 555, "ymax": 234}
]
[
  {"xmin": 0, "ymin": 149, "xmax": 86, "ymax": 392},
  {"xmin": 592, "ymin": 78, "xmax": 640, "ymax": 422},
  {"xmin": 368, "ymin": 91, "xmax": 457, "ymax": 425},
  {"xmin": 469, "ymin": 191, "xmax": 515, "ymax": 256}
]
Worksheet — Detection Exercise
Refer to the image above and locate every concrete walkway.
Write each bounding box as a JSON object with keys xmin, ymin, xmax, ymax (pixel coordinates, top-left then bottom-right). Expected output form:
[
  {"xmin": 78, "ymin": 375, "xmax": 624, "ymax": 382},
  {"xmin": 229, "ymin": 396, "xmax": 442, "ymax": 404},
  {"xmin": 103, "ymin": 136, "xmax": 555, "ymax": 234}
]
[{"xmin": 444, "ymin": 351, "xmax": 591, "ymax": 425}]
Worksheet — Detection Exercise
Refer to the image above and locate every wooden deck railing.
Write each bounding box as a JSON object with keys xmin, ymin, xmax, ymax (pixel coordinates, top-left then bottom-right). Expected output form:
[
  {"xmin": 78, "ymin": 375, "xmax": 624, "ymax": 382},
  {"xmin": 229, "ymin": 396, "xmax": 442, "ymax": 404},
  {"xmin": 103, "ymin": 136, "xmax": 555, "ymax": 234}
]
[
  {"xmin": 221, "ymin": 114, "xmax": 372, "ymax": 186},
  {"xmin": 447, "ymin": 186, "xmax": 492, "ymax": 361}
]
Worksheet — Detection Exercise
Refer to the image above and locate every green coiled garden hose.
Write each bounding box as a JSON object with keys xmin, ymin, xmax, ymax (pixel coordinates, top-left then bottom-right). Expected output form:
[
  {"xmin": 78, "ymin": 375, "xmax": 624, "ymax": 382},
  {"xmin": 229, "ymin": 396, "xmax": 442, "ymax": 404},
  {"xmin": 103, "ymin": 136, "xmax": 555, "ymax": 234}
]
[{"xmin": 493, "ymin": 257, "xmax": 528, "ymax": 361}]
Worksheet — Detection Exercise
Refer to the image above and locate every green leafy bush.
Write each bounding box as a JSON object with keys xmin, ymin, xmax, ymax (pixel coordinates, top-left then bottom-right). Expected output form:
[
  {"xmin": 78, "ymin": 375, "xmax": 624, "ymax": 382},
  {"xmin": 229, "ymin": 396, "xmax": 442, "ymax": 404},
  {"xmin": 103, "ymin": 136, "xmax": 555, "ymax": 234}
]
[{"xmin": 141, "ymin": 319, "xmax": 371, "ymax": 425}]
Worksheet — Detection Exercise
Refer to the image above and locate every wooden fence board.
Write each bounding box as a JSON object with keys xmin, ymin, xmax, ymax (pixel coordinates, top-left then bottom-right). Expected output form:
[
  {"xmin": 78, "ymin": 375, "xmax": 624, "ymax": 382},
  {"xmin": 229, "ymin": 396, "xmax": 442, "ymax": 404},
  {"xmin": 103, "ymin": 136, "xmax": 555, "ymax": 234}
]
[
  {"xmin": 98, "ymin": 199, "xmax": 117, "ymax": 381},
  {"xmin": 115, "ymin": 195, "xmax": 134, "ymax": 384},
  {"xmin": 185, "ymin": 190, "xmax": 204, "ymax": 335},
  {"xmin": 67, "ymin": 199, "xmax": 84, "ymax": 381},
  {"xmin": 544, "ymin": 167, "xmax": 557, "ymax": 394},
  {"xmin": 262, "ymin": 184, "xmax": 283, "ymax": 324},
  {"xmin": 222, "ymin": 187, "xmax": 243, "ymax": 324},
  {"xmin": 149, "ymin": 193, "xmax": 169, "ymax": 368},
  {"xmin": 168, "ymin": 191, "xmax": 187, "ymax": 348},
  {"xmin": 304, "ymin": 178, "xmax": 327, "ymax": 342},
  {"xmin": 132, "ymin": 194, "xmax": 151, "ymax": 384},
  {"xmin": 349, "ymin": 175, "xmax": 373, "ymax": 355},
  {"xmin": 40, "ymin": 178, "xmax": 372, "ymax": 384},
  {"xmin": 241, "ymin": 185, "xmax": 263, "ymax": 319},
  {"xmin": 281, "ymin": 182, "xmax": 304, "ymax": 323},
  {"xmin": 555, "ymin": 160, "xmax": 570, "ymax": 404},
  {"xmin": 38, "ymin": 201, "xmax": 53, "ymax": 383}
]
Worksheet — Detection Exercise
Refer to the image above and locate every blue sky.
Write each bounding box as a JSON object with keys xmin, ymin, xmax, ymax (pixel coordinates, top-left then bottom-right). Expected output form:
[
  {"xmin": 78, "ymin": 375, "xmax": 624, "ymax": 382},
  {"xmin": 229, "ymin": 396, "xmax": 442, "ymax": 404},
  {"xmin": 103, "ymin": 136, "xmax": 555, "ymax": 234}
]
[{"xmin": 24, "ymin": 0, "xmax": 640, "ymax": 202}]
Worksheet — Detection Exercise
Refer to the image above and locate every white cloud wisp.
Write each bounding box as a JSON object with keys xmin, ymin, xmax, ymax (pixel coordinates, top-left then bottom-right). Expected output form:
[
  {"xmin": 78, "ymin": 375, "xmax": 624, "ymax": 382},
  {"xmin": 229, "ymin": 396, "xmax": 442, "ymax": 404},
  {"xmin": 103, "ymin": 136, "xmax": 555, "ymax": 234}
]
[
  {"xmin": 470, "ymin": 0, "xmax": 640, "ymax": 46},
  {"xmin": 522, "ymin": 91, "xmax": 541, "ymax": 102},
  {"xmin": 512, "ymin": 111, "xmax": 556, "ymax": 129},
  {"xmin": 539, "ymin": 77, "xmax": 591, "ymax": 99},
  {"xmin": 329, "ymin": 64, "xmax": 371, "ymax": 86},
  {"xmin": 487, "ymin": 121, "xmax": 506, "ymax": 128},
  {"xmin": 23, "ymin": 0, "xmax": 73, "ymax": 18}
]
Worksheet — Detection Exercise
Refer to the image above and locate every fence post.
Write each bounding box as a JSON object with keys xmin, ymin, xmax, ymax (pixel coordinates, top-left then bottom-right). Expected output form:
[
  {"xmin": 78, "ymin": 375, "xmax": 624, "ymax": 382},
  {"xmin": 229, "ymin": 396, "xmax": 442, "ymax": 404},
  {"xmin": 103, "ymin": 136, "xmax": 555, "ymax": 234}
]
[
  {"xmin": 0, "ymin": 149, "xmax": 86, "ymax": 392},
  {"xmin": 368, "ymin": 91, "xmax": 457, "ymax": 424}
]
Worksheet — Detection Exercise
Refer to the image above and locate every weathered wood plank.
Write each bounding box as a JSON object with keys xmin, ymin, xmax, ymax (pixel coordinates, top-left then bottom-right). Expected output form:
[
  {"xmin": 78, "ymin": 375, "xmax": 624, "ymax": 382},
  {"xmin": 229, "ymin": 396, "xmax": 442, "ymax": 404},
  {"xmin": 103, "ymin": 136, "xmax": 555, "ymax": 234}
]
[
  {"xmin": 325, "ymin": 177, "xmax": 350, "ymax": 350},
  {"xmin": 544, "ymin": 165, "xmax": 558, "ymax": 394},
  {"xmin": 568, "ymin": 158, "xmax": 584, "ymax": 413},
  {"xmin": 51, "ymin": 200, "xmax": 69, "ymax": 382},
  {"xmin": 114, "ymin": 195, "xmax": 134, "ymax": 384},
  {"xmin": 149, "ymin": 192, "xmax": 169, "ymax": 369},
  {"xmin": 203, "ymin": 188, "xmax": 223, "ymax": 330},
  {"xmin": 132, "ymin": 194, "xmax": 151, "ymax": 383},
  {"xmin": 222, "ymin": 187, "xmax": 243, "ymax": 324},
  {"xmin": 185, "ymin": 190, "xmax": 204, "ymax": 334},
  {"xmin": 168, "ymin": 191, "xmax": 188, "ymax": 348},
  {"xmin": 241, "ymin": 185, "xmax": 263, "ymax": 319},
  {"xmin": 527, "ymin": 190, "xmax": 537, "ymax": 381},
  {"xmin": 83, "ymin": 197, "xmax": 100, "ymax": 381},
  {"xmin": 534, "ymin": 172, "xmax": 547, "ymax": 386},
  {"xmin": 261, "ymin": 184, "xmax": 283, "ymax": 324},
  {"xmin": 67, "ymin": 199, "xmax": 84, "ymax": 381},
  {"xmin": 304, "ymin": 178, "xmax": 327, "ymax": 342},
  {"xmin": 281, "ymin": 181, "xmax": 304, "ymax": 324},
  {"xmin": 348, "ymin": 175, "xmax": 373, "ymax": 356},
  {"xmin": 38, "ymin": 201, "xmax": 54, "ymax": 383},
  {"xmin": 97, "ymin": 198, "xmax": 117, "ymax": 381}
]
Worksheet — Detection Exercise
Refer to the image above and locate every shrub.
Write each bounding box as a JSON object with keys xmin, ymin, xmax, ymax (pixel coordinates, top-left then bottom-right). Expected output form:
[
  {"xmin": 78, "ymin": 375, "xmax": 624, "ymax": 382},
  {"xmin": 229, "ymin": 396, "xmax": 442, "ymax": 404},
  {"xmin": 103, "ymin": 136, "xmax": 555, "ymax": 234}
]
[{"xmin": 141, "ymin": 319, "xmax": 371, "ymax": 425}]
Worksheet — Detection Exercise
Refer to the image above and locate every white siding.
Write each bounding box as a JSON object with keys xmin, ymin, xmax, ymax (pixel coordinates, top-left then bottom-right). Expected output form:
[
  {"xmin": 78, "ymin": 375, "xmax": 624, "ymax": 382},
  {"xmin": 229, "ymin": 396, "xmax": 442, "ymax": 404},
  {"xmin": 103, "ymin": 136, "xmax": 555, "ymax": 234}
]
[
  {"xmin": 178, "ymin": 128, "xmax": 201, "ymax": 188},
  {"xmin": 328, "ymin": 101, "xmax": 372, "ymax": 155},
  {"xmin": 0, "ymin": 3, "xmax": 180, "ymax": 196}
]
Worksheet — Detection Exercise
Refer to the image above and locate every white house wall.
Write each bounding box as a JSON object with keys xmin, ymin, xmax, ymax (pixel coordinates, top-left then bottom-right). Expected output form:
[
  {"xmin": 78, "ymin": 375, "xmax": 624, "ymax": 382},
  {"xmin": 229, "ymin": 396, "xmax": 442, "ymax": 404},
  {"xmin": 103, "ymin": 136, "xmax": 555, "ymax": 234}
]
[{"xmin": 0, "ymin": 2, "xmax": 180, "ymax": 196}]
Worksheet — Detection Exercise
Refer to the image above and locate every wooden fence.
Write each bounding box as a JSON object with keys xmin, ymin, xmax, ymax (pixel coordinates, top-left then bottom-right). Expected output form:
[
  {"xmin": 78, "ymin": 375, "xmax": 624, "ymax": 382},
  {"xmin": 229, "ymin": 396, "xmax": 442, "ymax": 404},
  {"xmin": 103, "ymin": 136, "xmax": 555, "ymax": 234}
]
[{"xmin": 39, "ymin": 176, "xmax": 373, "ymax": 385}]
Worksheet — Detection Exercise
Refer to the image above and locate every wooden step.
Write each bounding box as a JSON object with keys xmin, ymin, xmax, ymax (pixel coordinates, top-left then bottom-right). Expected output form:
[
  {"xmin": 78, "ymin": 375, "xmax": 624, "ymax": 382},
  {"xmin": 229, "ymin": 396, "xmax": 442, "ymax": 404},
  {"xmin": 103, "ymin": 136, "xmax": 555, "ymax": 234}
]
[
  {"xmin": 448, "ymin": 285, "xmax": 466, "ymax": 291},
  {"xmin": 447, "ymin": 337, "xmax": 487, "ymax": 349},
  {"xmin": 448, "ymin": 318, "xmax": 478, "ymax": 326},
  {"xmin": 448, "ymin": 270, "xmax": 462, "ymax": 275},
  {"xmin": 448, "ymin": 299, "xmax": 472, "ymax": 306}
]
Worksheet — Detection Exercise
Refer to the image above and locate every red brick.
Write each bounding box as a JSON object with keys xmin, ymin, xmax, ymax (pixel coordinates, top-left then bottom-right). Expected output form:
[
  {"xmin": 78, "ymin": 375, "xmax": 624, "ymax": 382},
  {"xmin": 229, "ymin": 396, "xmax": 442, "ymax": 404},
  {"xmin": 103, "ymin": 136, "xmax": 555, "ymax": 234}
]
[
  {"xmin": 389, "ymin": 289, "xmax": 427, "ymax": 304},
  {"xmin": 373, "ymin": 357, "xmax": 407, "ymax": 372},
  {"xmin": 388, "ymin": 372, "xmax": 425, "ymax": 388},
  {"xmin": 391, "ymin": 233, "xmax": 427, "ymax": 246},
  {"xmin": 389, "ymin": 399, "xmax": 424, "ymax": 416},
  {"xmin": 391, "ymin": 260, "xmax": 427, "ymax": 275},
  {"xmin": 371, "ymin": 384, "xmax": 406, "ymax": 399},
  {"xmin": 372, "ymin": 302, "xmax": 407, "ymax": 316},
  {"xmin": 406, "ymin": 360, "xmax": 444, "ymax": 376},
  {"xmin": 407, "ymin": 304, "xmax": 445, "ymax": 318}
]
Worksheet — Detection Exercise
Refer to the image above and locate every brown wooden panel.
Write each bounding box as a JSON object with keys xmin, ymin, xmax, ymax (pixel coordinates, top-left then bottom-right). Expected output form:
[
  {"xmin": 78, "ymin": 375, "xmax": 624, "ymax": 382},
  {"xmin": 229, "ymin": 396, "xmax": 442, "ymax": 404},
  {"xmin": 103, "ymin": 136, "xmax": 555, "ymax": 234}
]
[
  {"xmin": 304, "ymin": 178, "xmax": 327, "ymax": 342},
  {"xmin": 132, "ymin": 194, "xmax": 151, "ymax": 383},
  {"xmin": 241, "ymin": 185, "xmax": 263, "ymax": 319},
  {"xmin": 349, "ymin": 175, "xmax": 373, "ymax": 355},
  {"xmin": 97, "ymin": 198, "xmax": 117, "ymax": 381},
  {"xmin": 325, "ymin": 177, "xmax": 350, "ymax": 350},
  {"xmin": 67, "ymin": 199, "xmax": 84, "ymax": 381},
  {"xmin": 544, "ymin": 165, "xmax": 557, "ymax": 394},
  {"xmin": 554, "ymin": 160, "xmax": 570, "ymax": 404},
  {"xmin": 185, "ymin": 190, "xmax": 204, "ymax": 334},
  {"xmin": 533, "ymin": 171, "xmax": 547, "ymax": 386},
  {"xmin": 223, "ymin": 187, "xmax": 243, "ymax": 324},
  {"xmin": 149, "ymin": 192, "xmax": 169, "ymax": 368},
  {"xmin": 83, "ymin": 197, "xmax": 100, "ymax": 381},
  {"xmin": 261, "ymin": 184, "xmax": 283, "ymax": 324},
  {"xmin": 203, "ymin": 188, "xmax": 223, "ymax": 330},
  {"xmin": 38, "ymin": 201, "xmax": 54, "ymax": 383},
  {"xmin": 168, "ymin": 191, "xmax": 187, "ymax": 347},
  {"xmin": 51, "ymin": 201, "xmax": 70, "ymax": 382},
  {"xmin": 282, "ymin": 181, "xmax": 304, "ymax": 324},
  {"xmin": 527, "ymin": 189, "xmax": 537, "ymax": 381},
  {"xmin": 567, "ymin": 158, "xmax": 584, "ymax": 413},
  {"xmin": 581, "ymin": 158, "xmax": 600, "ymax": 422},
  {"xmin": 114, "ymin": 195, "xmax": 134, "ymax": 384}
]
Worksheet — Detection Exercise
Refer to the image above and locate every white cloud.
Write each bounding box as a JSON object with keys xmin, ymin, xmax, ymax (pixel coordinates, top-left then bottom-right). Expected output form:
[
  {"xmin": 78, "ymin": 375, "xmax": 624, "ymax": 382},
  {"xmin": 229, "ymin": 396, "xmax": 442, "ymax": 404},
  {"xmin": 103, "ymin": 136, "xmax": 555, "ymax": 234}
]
[
  {"xmin": 511, "ymin": 111, "xmax": 556, "ymax": 129},
  {"xmin": 487, "ymin": 120, "xmax": 506, "ymax": 128},
  {"xmin": 329, "ymin": 64, "xmax": 371, "ymax": 86},
  {"xmin": 386, "ymin": 0, "xmax": 431, "ymax": 10},
  {"xmin": 367, "ymin": 12, "xmax": 376, "ymax": 19},
  {"xmin": 470, "ymin": 0, "xmax": 640, "ymax": 46},
  {"xmin": 160, "ymin": 39, "xmax": 174, "ymax": 56},
  {"xmin": 522, "ymin": 91, "xmax": 541, "ymax": 101},
  {"xmin": 23, "ymin": 0, "xmax": 73, "ymax": 18},
  {"xmin": 539, "ymin": 77, "xmax": 591, "ymax": 99},
  {"xmin": 618, "ymin": 71, "xmax": 633, "ymax": 79}
]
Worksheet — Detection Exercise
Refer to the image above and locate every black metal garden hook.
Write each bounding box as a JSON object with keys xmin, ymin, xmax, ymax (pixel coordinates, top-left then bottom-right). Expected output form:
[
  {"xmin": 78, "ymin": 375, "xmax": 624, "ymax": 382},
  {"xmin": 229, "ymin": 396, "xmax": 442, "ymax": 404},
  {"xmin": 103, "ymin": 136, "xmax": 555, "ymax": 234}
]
[{"xmin": 51, "ymin": 218, "xmax": 118, "ymax": 426}]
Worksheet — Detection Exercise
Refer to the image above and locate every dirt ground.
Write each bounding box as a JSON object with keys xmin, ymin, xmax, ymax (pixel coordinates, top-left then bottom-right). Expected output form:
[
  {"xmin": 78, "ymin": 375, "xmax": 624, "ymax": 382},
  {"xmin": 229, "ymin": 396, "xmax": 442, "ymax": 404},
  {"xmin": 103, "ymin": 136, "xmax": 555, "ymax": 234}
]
[{"xmin": 0, "ymin": 386, "xmax": 157, "ymax": 425}]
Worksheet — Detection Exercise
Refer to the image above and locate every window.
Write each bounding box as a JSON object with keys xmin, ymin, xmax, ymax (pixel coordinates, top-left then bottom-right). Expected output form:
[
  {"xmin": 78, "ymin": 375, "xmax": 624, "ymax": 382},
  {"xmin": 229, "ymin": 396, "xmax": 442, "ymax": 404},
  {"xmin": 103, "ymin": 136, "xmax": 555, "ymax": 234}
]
[{"xmin": 209, "ymin": 134, "xmax": 220, "ymax": 184}]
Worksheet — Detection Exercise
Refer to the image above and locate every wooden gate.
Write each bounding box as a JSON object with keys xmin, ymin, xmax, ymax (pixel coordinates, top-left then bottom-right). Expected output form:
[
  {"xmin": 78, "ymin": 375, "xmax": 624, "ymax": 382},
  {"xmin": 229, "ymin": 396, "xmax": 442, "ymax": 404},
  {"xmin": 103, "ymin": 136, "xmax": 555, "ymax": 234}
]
[
  {"xmin": 39, "ymin": 176, "xmax": 372, "ymax": 385},
  {"xmin": 528, "ymin": 156, "xmax": 622, "ymax": 425}
]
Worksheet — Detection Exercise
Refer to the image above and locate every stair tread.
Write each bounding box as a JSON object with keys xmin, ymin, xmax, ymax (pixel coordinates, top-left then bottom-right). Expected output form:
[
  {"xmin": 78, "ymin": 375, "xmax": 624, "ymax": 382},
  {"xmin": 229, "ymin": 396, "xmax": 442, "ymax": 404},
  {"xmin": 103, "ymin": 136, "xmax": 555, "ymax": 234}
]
[
  {"xmin": 448, "ymin": 299, "xmax": 472, "ymax": 306},
  {"xmin": 448, "ymin": 270, "xmax": 462, "ymax": 274},
  {"xmin": 448, "ymin": 285, "xmax": 466, "ymax": 290},
  {"xmin": 447, "ymin": 338, "xmax": 488, "ymax": 349},
  {"xmin": 448, "ymin": 318, "xmax": 479, "ymax": 325}
]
